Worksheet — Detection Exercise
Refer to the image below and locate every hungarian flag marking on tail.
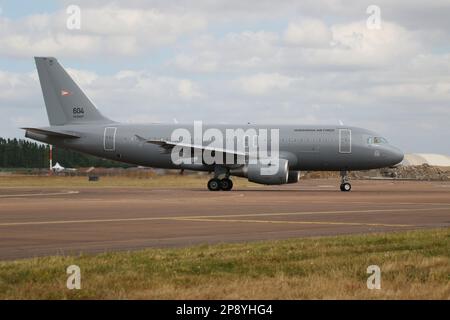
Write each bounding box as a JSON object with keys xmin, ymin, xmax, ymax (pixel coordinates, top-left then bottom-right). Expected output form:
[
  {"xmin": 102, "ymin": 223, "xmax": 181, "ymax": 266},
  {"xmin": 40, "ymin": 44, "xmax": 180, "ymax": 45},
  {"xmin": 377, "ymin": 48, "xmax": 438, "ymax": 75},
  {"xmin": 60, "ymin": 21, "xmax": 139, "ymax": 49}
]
[{"xmin": 61, "ymin": 90, "xmax": 72, "ymax": 96}]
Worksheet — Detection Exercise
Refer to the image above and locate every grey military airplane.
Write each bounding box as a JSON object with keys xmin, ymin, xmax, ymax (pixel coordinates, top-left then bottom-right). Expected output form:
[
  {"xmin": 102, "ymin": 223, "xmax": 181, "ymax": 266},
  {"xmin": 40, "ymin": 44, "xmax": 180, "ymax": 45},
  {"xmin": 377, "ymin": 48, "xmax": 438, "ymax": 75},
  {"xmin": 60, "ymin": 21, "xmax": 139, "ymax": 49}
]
[{"xmin": 24, "ymin": 57, "xmax": 404, "ymax": 192}]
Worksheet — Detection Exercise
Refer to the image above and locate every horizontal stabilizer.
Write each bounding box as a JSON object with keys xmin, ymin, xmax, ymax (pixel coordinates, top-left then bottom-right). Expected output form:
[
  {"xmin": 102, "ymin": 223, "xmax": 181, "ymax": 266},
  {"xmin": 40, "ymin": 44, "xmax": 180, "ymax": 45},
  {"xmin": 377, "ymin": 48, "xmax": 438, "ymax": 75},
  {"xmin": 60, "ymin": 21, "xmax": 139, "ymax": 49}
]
[{"xmin": 22, "ymin": 127, "xmax": 80, "ymax": 139}]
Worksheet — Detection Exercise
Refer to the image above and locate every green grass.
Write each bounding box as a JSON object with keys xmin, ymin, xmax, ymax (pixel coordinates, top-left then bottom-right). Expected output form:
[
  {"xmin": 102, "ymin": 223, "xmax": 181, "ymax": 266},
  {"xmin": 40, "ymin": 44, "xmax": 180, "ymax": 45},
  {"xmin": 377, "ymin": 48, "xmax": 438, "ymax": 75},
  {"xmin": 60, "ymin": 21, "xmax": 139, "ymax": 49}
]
[{"xmin": 0, "ymin": 228, "xmax": 448, "ymax": 299}]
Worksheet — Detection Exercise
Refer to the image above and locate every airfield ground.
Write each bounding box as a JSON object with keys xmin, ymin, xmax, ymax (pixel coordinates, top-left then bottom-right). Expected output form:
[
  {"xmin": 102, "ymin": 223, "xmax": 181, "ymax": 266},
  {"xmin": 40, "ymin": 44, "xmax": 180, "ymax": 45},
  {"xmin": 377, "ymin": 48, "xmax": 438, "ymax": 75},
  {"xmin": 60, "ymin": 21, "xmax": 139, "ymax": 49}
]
[
  {"xmin": 0, "ymin": 175, "xmax": 448, "ymax": 299},
  {"xmin": 0, "ymin": 229, "xmax": 448, "ymax": 299},
  {"xmin": 0, "ymin": 175, "xmax": 449, "ymax": 260}
]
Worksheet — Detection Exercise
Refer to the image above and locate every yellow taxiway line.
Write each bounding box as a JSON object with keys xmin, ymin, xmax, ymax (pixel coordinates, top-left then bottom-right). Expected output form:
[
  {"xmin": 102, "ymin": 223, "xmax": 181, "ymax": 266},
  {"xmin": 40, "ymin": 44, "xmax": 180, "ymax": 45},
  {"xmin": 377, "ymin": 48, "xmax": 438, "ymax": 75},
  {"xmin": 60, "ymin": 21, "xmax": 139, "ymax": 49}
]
[
  {"xmin": 0, "ymin": 191, "xmax": 79, "ymax": 198},
  {"xmin": 172, "ymin": 217, "xmax": 413, "ymax": 228},
  {"xmin": 0, "ymin": 206, "xmax": 448, "ymax": 227}
]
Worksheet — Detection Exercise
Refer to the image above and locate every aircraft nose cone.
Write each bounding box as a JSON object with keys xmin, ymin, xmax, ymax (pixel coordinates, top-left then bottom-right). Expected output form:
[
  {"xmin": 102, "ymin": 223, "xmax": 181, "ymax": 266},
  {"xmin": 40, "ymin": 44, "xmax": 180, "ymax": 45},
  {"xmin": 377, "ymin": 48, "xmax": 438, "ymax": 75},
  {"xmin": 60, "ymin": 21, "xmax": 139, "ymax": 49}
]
[{"xmin": 388, "ymin": 147, "xmax": 404, "ymax": 166}]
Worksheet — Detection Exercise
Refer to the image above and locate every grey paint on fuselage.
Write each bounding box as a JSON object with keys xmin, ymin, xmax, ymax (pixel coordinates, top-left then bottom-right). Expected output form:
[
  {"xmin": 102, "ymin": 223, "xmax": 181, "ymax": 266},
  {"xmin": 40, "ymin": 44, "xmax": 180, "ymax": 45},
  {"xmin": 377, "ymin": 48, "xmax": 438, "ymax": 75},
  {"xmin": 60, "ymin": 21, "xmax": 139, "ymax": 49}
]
[{"xmin": 27, "ymin": 123, "xmax": 404, "ymax": 172}]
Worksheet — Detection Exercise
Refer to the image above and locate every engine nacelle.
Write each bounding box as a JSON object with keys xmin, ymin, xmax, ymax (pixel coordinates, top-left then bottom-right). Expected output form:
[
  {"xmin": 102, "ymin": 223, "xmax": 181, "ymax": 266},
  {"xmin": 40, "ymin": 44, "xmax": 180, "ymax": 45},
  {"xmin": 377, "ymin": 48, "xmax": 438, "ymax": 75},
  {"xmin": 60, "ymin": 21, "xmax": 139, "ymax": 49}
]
[
  {"xmin": 247, "ymin": 159, "xmax": 289, "ymax": 185},
  {"xmin": 287, "ymin": 170, "xmax": 300, "ymax": 184}
]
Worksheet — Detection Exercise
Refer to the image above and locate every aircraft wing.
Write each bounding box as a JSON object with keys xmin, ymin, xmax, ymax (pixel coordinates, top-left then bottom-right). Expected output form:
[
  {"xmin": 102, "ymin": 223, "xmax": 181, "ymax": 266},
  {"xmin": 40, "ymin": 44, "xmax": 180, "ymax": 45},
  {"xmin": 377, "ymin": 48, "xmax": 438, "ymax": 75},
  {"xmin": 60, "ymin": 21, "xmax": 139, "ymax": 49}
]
[
  {"xmin": 22, "ymin": 127, "xmax": 81, "ymax": 139},
  {"xmin": 137, "ymin": 135, "xmax": 246, "ymax": 157}
]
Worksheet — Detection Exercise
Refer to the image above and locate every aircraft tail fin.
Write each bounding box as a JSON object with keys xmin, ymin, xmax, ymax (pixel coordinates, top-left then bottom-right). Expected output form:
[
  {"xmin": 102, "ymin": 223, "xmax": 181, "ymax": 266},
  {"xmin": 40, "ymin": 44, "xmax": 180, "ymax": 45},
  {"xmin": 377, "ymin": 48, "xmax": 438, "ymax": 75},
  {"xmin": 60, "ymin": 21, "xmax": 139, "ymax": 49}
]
[{"xmin": 34, "ymin": 57, "xmax": 112, "ymax": 126}]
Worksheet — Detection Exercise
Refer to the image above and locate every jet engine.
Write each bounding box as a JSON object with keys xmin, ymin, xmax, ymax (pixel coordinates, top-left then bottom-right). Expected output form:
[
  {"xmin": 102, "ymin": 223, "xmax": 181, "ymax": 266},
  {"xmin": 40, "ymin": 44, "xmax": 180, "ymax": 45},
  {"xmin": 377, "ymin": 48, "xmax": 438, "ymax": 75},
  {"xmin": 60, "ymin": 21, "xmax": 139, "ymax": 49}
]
[
  {"xmin": 287, "ymin": 170, "xmax": 300, "ymax": 184},
  {"xmin": 246, "ymin": 158, "xmax": 289, "ymax": 185}
]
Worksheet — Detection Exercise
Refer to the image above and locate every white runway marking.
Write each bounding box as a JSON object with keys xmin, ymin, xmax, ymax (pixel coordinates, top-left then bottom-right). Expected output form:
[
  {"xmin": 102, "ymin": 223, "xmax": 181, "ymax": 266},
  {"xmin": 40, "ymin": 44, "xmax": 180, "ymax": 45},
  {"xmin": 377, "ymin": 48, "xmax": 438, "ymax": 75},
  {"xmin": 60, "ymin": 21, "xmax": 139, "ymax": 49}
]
[{"xmin": 0, "ymin": 190, "xmax": 79, "ymax": 198}]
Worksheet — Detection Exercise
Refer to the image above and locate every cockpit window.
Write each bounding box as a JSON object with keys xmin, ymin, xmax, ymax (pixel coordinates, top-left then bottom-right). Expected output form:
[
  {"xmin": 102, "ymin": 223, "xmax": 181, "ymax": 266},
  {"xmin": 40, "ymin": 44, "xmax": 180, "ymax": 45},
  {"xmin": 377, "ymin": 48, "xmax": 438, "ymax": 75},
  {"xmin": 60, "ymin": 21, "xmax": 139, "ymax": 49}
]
[{"xmin": 368, "ymin": 137, "xmax": 388, "ymax": 144}]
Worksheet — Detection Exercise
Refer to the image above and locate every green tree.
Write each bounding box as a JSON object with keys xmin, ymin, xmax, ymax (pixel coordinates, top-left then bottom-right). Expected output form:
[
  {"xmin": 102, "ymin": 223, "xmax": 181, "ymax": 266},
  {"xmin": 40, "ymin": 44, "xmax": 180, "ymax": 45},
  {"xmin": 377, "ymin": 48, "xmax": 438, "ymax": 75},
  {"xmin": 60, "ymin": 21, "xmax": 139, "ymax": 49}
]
[{"xmin": 0, "ymin": 138, "xmax": 131, "ymax": 168}]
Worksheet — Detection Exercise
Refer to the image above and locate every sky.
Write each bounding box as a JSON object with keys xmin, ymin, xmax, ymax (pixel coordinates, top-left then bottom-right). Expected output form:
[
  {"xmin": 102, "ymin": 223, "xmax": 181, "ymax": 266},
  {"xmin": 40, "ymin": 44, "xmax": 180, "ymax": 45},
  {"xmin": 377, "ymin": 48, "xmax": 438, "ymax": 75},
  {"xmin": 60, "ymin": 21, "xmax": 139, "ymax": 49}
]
[{"xmin": 0, "ymin": 0, "xmax": 449, "ymax": 153}]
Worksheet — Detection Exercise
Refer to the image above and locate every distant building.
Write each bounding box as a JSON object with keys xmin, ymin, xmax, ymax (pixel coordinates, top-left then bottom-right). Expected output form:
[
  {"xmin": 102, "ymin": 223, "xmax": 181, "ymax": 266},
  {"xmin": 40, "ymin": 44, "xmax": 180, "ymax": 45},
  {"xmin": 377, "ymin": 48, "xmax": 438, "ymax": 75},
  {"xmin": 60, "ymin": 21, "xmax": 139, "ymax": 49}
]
[{"xmin": 402, "ymin": 154, "xmax": 450, "ymax": 167}]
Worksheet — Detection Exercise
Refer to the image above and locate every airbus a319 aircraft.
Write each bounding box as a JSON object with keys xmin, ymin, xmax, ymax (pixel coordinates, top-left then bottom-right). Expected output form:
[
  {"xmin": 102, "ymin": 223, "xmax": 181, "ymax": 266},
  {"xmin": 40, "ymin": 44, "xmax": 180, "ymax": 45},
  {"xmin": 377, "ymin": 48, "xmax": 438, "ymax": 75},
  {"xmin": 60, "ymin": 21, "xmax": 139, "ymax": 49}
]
[{"xmin": 24, "ymin": 57, "xmax": 404, "ymax": 192}]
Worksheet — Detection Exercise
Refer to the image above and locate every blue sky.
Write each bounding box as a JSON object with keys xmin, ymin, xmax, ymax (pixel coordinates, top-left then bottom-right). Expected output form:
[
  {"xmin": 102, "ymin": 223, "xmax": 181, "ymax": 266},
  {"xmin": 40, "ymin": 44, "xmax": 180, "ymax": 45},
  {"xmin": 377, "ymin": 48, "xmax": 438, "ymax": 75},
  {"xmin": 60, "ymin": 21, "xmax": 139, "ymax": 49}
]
[
  {"xmin": 0, "ymin": 0, "xmax": 449, "ymax": 153},
  {"xmin": 0, "ymin": 1, "xmax": 57, "ymax": 18}
]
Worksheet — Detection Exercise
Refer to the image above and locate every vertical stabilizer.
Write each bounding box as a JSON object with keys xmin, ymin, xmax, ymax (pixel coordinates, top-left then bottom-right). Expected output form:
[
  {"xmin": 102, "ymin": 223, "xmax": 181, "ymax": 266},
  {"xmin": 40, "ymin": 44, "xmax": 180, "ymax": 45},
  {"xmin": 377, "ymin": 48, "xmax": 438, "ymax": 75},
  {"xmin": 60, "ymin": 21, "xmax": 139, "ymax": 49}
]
[{"xmin": 34, "ymin": 57, "xmax": 111, "ymax": 125}]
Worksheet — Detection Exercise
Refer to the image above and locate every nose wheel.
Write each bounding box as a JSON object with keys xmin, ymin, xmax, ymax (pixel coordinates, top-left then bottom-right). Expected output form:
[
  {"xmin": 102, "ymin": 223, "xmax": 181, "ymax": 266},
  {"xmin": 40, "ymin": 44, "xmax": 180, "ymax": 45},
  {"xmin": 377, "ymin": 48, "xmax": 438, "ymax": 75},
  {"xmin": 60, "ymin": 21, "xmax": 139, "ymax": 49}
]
[
  {"xmin": 340, "ymin": 182, "xmax": 351, "ymax": 192},
  {"xmin": 340, "ymin": 170, "xmax": 351, "ymax": 192}
]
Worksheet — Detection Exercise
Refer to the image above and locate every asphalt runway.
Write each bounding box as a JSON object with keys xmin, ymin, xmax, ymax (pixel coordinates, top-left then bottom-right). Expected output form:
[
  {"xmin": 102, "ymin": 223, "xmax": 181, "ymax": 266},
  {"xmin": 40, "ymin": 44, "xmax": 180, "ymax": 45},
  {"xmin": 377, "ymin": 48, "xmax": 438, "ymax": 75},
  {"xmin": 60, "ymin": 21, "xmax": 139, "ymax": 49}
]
[{"xmin": 0, "ymin": 179, "xmax": 449, "ymax": 260}]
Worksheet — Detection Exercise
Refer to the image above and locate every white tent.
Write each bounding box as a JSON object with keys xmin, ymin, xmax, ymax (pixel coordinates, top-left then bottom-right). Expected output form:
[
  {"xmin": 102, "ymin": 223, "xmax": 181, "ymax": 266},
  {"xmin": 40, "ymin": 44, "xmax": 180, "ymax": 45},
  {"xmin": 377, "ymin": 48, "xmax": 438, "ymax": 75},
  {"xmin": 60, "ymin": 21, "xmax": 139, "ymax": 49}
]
[{"xmin": 52, "ymin": 162, "xmax": 65, "ymax": 172}]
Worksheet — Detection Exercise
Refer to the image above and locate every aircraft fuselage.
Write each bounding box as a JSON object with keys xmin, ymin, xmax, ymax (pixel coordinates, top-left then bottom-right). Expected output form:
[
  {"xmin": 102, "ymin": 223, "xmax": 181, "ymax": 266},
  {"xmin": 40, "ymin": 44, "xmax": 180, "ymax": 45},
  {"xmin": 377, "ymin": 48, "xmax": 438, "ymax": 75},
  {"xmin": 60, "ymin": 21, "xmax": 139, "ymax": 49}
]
[{"xmin": 26, "ymin": 123, "xmax": 404, "ymax": 172}]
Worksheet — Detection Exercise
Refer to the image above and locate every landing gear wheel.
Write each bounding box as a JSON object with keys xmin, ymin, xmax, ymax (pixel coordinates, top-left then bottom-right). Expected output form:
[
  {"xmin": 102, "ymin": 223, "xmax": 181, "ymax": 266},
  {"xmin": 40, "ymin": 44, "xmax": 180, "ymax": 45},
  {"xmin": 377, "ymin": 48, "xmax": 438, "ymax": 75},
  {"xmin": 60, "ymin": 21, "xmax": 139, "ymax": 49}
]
[
  {"xmin": 339, "ymin": 170, "xmax": 351, "ymax": 192},
  {"xmin": 220, "ymin": 178, "xmax": 233, "ymax": 191},
  {"xmin": 340, "ymin": 182, "xmax": 351, "ymax": 192},
  {"xmin": 207, "ymin": 178, "xmax": 221, "ymax": 191}
]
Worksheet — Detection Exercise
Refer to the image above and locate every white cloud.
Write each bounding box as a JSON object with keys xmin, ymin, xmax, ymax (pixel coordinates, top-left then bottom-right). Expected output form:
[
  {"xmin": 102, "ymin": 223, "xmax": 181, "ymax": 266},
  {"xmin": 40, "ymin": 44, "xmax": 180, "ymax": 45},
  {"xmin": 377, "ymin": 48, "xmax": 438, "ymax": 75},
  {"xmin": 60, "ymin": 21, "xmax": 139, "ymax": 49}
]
[
  {"xmin": 284, "ymin": 19, "xmax": 332, "ymax": 47},
  {"xmin": 328, "ymin": 21, "xmax": 422, "ymax": 66},
  {"xmin": 172, "ymin": 31, "xmax": 279, "ymax": 73},
  {"xmin": 235, "ymin": 73, "xmax": 299, "ymax": 95},
  {"xmin": 0, "ymin": 4, "xmax": 207, "ymax": 58},
  {"xmin": 178, "ymin": 80, "xmax": 203, "ymax": 100},
  {"xmin": 65, "ymin": 68, "xmax": 98, "ymax": 85},
  {"xmin": 0, "ymin": 70, "xmax": 39, "ymax": 102},
  {"xmin": 169, "ymin": 19, "xmax": 423, "ymax": 75},
  {"xmin": 173, "ymin": 52, "xmax": 219, "ymax": 73},
  {"xmin": 368, "ymin": 82, "xmax": 450, "ymax": 103}
]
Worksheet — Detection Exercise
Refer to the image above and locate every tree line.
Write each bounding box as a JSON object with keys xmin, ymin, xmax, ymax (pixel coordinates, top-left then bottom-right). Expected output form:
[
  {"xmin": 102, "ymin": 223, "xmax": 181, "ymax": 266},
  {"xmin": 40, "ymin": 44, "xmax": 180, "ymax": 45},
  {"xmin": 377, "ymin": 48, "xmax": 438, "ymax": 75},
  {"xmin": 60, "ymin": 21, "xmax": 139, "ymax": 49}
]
[{"xmin": 0, "ymin": 138, "xmax": 130, "ymax": 168}]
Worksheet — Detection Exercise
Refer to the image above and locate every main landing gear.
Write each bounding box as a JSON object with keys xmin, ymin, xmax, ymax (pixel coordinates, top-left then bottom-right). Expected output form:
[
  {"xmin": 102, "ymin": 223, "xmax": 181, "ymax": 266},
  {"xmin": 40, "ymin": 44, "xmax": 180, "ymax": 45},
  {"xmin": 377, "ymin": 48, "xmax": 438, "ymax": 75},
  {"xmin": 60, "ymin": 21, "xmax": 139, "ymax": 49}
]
[
  {"xmin": 340, "ymin": 170, "xmax": 351, "ymax": 192},
  {"xmin": 207, "ymin": 166, "xmax": 233, "ymax": 191},
  {"xmin": 207, "ymin": 177, "xmax": 233, "ymax": 191}
]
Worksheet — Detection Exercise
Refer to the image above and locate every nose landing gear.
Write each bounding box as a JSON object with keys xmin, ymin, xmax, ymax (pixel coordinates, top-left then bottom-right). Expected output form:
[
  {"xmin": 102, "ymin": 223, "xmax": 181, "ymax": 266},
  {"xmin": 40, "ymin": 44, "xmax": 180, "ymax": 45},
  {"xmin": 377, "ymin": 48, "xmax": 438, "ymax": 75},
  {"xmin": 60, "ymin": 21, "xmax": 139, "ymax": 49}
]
[{"xmin": 340, "ymin": 170, "xmax": 351, "ymax": 192}]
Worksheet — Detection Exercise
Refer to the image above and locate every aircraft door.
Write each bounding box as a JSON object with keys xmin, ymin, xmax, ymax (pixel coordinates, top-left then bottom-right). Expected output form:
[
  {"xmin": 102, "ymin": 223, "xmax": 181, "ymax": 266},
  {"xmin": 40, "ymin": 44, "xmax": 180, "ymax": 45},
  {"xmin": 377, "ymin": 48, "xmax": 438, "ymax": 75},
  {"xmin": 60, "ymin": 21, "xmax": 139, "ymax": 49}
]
[
  {"xmin": 339, "ymin": 129, "xmax": 351, "ymax": 153},
  {"xmin": 103, "ymin": 127, "xmax": 117, "ymax": 151}
]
